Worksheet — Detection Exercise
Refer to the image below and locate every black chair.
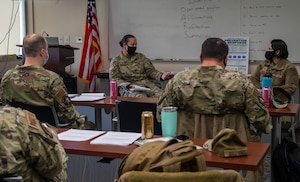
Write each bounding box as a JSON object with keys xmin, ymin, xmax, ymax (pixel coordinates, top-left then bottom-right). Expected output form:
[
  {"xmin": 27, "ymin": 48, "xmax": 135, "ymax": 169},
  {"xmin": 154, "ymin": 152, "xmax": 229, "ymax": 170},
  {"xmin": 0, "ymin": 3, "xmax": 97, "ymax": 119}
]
[
  {"xmin": 115, "ymin": 99, "xmax": 162, "ymax": 135},
  {"xmin": 7, "ymin": 101, "xmax": 72, "ymax": 128}
]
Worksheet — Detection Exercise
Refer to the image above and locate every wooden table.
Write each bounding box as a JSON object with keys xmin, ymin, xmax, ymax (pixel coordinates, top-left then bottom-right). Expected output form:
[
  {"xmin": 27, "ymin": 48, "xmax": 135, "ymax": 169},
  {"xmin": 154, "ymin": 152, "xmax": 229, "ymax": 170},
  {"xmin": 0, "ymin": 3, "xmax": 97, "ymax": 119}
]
[
  {"xmin": 267, "ymin": 104, "xmax": 299, "ymax": 182},
  {"xmin": 69, "ymin": 100, "xmax": 289, "ymax": 179},
  {"xmin": 72, "ymin": 97, "xmax": 298, "ymax": 152},
  {"xmin": 72, "ymin": 97, "xmax": 116, "ymax": 130},
  {"xmin": 268, "ymin": 104, "xmax": 299, "ymax": 152},
  {"xmin": 58, "ymin": 129, "xmax": 269, "ymax": 171}
]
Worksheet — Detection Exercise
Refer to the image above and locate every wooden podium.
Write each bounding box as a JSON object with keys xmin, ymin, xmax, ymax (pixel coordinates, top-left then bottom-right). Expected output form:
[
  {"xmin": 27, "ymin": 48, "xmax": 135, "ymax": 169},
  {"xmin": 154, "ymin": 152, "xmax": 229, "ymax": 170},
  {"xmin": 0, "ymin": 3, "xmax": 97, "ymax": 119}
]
[
  {"xmin": 46, "ymin": 45, "xmax": 79, "ymax": 93},
  {"xmin": 44, "ymin": 45, "xmax": 78, "ymax": 77},
  {"xmin": 18, "ymin": 44, "xmax": 78, "ymax": 76},
  {"xmin": 47, "ymin": 45, "xmax": 79, "ymax": 93},
  {"xmin": 18, "ymin": 44, "xmax": 79, "ymax": 93}
]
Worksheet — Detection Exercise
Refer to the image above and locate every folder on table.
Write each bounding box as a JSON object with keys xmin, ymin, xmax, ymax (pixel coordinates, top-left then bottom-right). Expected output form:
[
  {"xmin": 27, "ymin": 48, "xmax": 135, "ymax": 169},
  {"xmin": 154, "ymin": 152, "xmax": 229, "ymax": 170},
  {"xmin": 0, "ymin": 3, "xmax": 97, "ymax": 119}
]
[
  {"xmin": 58, "ymin": 129, "xmax": 105, "ymax": 141},
  {"xmin": 70, "ymin": 93, "xmax": 106, "ymax": 101}
]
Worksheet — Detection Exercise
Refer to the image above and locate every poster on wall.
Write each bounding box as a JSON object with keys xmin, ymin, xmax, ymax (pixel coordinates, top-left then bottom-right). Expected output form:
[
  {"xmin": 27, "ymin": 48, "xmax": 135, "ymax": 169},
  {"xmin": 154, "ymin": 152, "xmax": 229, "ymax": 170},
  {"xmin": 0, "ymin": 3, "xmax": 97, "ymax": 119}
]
[{"xmin": 222, "ymin": 37, "xmax": 249, "ymax": 75}]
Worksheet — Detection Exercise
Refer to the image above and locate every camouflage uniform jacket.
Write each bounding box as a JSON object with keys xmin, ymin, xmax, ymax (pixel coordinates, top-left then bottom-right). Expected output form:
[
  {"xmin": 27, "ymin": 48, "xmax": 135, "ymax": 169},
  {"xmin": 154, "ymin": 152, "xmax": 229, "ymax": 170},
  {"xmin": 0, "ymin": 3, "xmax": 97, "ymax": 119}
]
[
  {"xmin": 250, "ymin": 59, "xmax": 298, "ymax": 96},
  {"xmin": 157, "ymin": 65, "xmax": 272, "ymax": 142},
  {"xmin": 109, "ymin": 53, "xmax": 163, "ymax": 97},
  {"xmin": 0, "ymin": 65, "xmax": 84, "ymax": 129},
  {"xmin": 0, "ymin": 105, "xmax": 68, "ymax": 181}
]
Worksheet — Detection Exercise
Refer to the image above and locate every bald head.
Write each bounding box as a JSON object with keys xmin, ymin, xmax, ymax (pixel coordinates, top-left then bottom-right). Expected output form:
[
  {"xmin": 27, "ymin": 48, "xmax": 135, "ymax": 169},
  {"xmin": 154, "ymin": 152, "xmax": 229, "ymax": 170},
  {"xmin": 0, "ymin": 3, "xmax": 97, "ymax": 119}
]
[{"xmin": 23, "ymin": 33, "xmax": 48, "ymax": 57}]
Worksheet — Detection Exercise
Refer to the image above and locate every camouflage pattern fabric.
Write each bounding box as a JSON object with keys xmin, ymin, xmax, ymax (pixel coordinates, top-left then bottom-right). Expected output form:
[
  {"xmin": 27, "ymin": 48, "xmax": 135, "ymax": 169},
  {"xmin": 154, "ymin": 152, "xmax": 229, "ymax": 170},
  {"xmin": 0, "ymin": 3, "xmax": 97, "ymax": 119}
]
[
  {"xmin": 157, "ymin": 65, "xmax": 272, "ymax": 141},
  {"xmin": 157, "ymin": 65, "xmax": 271, "ymax": 182},
  {"xmin": 109, "ymin": 52, "xmax": 163, "ymax": 97},
  {"xmin": 0, "ymin": 65, "xmax": 84, "ymax": 129},
  {"xmin": 250, "ymin": 59, "xmax": 298, "ymax": 96},
  {"xmin": 0, "ymin": 105, "xmax": 68, "ymax": 181}
]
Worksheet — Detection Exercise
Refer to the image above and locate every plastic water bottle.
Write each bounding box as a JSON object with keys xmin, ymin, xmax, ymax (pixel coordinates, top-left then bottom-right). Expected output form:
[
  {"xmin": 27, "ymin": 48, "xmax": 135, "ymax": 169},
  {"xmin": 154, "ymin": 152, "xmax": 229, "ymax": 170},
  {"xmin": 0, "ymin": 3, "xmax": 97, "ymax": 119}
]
[
  {"xmin": 261, "ymin": 73, "xmax": 272, "ymax": 107},
  {"xmin": 261, "ymin": 73, "xmax": 272, "ymax": 88},
  {"xmin": 262, "ymin": 87, "xmax": 271, "ymax": 107},
  {"xmin": 110, "ymin": 79, "xmax": 118, "ymax": 99}
]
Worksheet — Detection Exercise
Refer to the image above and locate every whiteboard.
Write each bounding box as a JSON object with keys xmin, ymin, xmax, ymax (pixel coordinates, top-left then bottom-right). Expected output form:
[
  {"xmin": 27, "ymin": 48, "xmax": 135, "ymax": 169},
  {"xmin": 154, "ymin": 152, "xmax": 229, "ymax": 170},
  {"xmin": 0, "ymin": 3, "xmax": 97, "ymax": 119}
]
[{"xmin": 109, "ymin": 0, "xmax": 300, "ymax": 62}]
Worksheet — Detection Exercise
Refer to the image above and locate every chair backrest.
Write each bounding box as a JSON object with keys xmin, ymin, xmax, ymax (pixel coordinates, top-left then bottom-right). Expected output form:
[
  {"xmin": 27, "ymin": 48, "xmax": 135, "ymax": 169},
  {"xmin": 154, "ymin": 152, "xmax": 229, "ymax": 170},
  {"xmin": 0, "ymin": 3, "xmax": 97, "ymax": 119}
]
[
  {"xmin": 7, "ymin": 101, "xmax": 70, "ymax": 128},
  {"xmin": 116, "ymin": 99, "xmax": 162, "ymax": 135},
  {"xmin": 117, "ymin": 170, "xmax": 245, "ymax": 182}
]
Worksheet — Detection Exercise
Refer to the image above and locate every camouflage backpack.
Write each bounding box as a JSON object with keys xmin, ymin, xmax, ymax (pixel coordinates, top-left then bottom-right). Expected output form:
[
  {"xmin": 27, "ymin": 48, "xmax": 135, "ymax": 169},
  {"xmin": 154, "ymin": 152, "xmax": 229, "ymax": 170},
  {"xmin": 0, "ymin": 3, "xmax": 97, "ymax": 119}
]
[{"xmin": 118, "ymin": 138, "xmax": 207, "ymax": 177}]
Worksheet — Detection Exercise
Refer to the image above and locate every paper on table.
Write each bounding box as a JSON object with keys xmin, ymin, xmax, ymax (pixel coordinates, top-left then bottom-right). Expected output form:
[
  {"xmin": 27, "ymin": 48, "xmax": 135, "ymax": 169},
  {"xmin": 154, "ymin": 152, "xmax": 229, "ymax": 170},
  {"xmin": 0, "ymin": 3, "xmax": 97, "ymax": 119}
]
[
  {"xmin": 71, "ymin": 96, "xmax": 106, "ymax": 101},
  {"xmin": 70, "ymin": 92, "xmax": 106, "ymax": 101},
  {"xmin": 90, "ymin": 131, "xmax": 142, "ymax": 146},
  {"xmin": 58, "ymin": 129, "xmax": 105, "ymax": 141},
  {"xmin": 130, "ymin": 85, "xmax": 150, "ymax": 92},
  {"xmin": 80, "ymin": 93, "xmax": 106, "ymax": 97},
  {"xmin": 68, "ymin": 94, "xmax": 80, "ymax": 98}
]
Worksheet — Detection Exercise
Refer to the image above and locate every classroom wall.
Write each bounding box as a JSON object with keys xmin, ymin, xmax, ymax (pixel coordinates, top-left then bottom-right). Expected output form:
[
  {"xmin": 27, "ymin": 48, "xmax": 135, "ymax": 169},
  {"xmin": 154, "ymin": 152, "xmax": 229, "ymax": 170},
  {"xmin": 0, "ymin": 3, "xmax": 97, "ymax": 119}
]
[
  {"xmin": 108, "ymin": 0, "xmax": 300, "ymax": 62},
  {"xmin": 25, "ymin": 0, "xmax": 109, "ymax": 93},
  {"xmin": 21, "ymin": 0, "xmax": 300, "ymax": 93}
]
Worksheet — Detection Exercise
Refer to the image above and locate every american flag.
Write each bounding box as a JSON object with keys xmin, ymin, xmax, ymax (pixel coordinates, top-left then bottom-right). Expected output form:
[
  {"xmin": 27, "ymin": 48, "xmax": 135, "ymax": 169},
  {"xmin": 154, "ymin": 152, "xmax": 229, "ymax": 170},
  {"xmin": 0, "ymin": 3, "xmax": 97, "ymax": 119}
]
[{"xmin": 78, "ymin": 0, "xmax": 102, "ymax": 92}]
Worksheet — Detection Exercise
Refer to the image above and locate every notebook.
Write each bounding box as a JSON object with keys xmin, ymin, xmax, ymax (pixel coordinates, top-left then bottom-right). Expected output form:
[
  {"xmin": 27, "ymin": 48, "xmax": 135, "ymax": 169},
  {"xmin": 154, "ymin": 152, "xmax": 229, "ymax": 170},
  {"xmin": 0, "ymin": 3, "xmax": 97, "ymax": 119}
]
[{"xmin": 70, "ymin": 93, "xmax": 106, "ymax": 101}]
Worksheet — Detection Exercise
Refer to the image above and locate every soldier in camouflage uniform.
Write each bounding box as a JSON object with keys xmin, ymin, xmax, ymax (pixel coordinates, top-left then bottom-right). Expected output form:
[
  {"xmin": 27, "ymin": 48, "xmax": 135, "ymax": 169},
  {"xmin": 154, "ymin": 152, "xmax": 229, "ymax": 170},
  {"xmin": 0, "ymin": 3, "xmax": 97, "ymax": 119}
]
[
  {"xmin": 109, "ymin": 34, "xmax": 171, "ymax": 97},
  {"xmin": 0, "ymin": 105, "xmax": 68, "ymax": 181},
  {"xmin": 0, "ymin": 33, "xmax": 85, "ymax": 129},
  {"xmin": 157, "ymin": 38, "xmax": 272, "ymax": 182},
  {"xmin": 250, "ymin": 39, "xmax": 298, "ymax": 97}
]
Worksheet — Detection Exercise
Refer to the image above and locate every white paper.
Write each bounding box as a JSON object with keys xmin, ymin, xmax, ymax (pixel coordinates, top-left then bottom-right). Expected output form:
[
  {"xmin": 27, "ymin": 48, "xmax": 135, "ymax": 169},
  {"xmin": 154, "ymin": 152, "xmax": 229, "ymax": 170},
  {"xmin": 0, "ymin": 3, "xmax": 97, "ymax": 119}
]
[
  {"xmin": 71, "ymin": 97, "xmax": 105, "ymax": 101},
  {"xmin": 58, "ymin": 129, "xmax": 105, "ymax": 141},
  {"xmin": 68, "ymin": 94, "xmax": 80, "ymax": 98},
  {"xmin": 70, "ymin": 93, "xmax": 106, "ymax": 101},
  {"xmin": 90, "ymin": 131, "xmax": 142, "ymax": 146},
  {"xmin": 80, "ymin": 93, "xmax": 106, "ymax": 97},
  {"xmin": 130, "ymin": 85, "xmax": 150, "ymax": 92}
]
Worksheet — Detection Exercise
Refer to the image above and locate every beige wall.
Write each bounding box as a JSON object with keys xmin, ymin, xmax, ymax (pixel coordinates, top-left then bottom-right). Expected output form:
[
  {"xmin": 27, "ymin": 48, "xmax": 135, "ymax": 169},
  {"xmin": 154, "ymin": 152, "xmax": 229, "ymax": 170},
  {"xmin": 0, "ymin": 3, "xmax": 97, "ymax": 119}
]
[
  {"xmin": 23, "ymin": 0, "xmax": 299, "ymax": 93},
  {"xmin": 26, "ymin": 0, "xmax": 109, "ymax": 92}
]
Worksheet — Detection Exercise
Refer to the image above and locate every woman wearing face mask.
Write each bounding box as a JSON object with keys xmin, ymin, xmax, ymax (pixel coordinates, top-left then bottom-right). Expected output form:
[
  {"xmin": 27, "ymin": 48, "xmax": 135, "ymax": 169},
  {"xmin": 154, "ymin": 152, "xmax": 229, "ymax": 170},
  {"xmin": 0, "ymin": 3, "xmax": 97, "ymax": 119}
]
[
  {"xmin": 109, "ymin": 34, "xmax": 171, "ymax": 97},
  {"xmin": 250, "ymin": 39, "xmax": 298, "ymax": 97}
]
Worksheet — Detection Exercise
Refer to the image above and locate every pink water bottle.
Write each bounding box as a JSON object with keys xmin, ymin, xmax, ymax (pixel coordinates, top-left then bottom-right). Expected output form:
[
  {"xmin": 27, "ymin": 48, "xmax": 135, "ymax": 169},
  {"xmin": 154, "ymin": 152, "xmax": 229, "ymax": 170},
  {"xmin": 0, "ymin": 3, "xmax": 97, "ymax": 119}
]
[
  {"xmin": 110, "ymin": 79, "xmax": 118, "ymax": 99},
  {"xmin": 262, "ymin": 87, "xmax": 271, "ymax": 107}
]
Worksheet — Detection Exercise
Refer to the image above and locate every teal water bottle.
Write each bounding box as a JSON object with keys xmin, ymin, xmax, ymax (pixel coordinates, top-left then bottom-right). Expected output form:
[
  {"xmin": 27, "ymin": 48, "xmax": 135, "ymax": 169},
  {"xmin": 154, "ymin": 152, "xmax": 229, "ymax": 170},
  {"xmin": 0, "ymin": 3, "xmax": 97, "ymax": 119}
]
[
  {"xmin": 262, "ymin": 73, "xmax": 272, "ymax": 88},
  {"xmin": 261, "ymin": 73, "xmax": 272, "ymax": 107}
]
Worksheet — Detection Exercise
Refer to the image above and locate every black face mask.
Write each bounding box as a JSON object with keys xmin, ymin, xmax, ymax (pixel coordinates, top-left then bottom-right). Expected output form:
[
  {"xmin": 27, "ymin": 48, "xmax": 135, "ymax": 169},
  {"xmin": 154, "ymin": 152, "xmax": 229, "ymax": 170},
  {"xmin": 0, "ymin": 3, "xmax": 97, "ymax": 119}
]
[
  {"xmin": 265, "ymin": 50, "xmax": 275, "ymax": 60},
  {"xmin": 127, "ymin": 46, "xmax": 136, "ymax": 55}
]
